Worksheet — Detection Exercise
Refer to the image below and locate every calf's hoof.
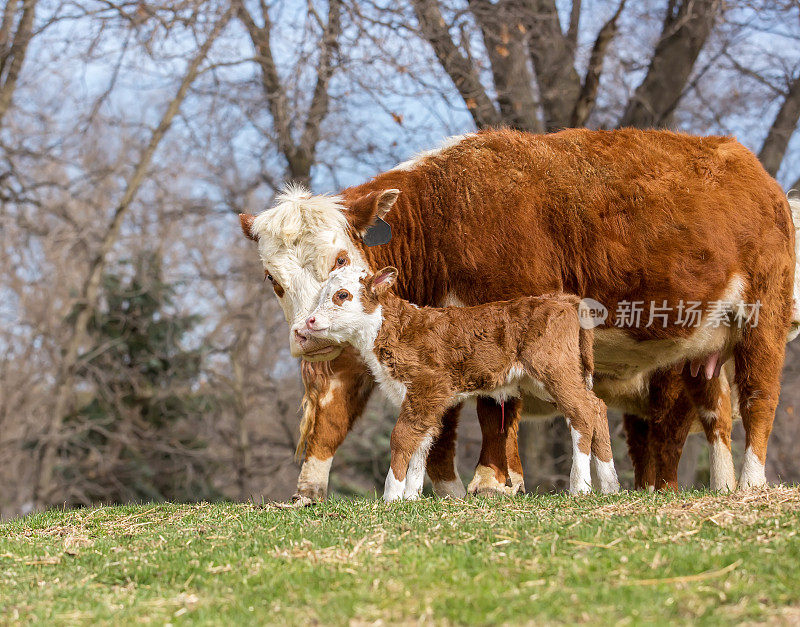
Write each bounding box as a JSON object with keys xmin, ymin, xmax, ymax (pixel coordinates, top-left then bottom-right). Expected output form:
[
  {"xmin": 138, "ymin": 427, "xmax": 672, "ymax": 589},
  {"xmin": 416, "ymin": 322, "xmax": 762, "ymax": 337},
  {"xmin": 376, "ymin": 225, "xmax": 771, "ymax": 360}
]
[{"xmin": 593, "ymin": 458, "xmax": 620, "ymax": 494}]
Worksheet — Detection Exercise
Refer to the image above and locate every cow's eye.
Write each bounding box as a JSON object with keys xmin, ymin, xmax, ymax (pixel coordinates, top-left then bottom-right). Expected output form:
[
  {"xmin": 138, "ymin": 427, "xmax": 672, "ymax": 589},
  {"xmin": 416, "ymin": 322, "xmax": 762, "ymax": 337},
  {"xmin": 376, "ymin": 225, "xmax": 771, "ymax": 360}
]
[
  {"xmin": 266, "ymin": 274, "xmax": 273, "ymax": 282},
  {"xmin": 337, "ymin": 290, "xmax": 349, "ymax": 300},
  {"xmin": 336, "ymin": 256, "xmax": 346, "ymax": 267}
]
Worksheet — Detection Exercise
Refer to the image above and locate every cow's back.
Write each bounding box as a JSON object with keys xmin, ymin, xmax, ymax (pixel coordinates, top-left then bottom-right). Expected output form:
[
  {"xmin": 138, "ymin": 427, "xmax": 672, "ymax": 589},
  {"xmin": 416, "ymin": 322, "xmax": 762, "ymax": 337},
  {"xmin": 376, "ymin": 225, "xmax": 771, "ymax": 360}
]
[{"xmin": 355, "ymin": 128, "xmax": 794, "ymax": 346}]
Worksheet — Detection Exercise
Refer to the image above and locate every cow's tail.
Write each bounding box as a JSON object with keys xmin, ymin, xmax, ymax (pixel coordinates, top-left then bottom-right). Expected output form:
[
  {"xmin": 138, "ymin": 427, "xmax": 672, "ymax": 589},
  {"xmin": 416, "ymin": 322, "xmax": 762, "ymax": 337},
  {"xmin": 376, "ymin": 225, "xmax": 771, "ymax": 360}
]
[
  {"xmin": 578, "ymin": 322, "xmax": 595, "ymax": 391},
  {"xmin": 789, "ymin": 196, "xmax": 800, "ymax": 342}
]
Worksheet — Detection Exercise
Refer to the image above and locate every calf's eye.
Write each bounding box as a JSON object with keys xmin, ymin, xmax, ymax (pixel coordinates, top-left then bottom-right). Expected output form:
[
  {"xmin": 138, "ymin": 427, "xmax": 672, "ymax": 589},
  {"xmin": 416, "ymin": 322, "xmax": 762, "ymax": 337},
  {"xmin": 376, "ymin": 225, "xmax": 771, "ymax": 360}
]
[{"xmin": 336, "ymin": 257, "xmax": 346, "ymax": 266}]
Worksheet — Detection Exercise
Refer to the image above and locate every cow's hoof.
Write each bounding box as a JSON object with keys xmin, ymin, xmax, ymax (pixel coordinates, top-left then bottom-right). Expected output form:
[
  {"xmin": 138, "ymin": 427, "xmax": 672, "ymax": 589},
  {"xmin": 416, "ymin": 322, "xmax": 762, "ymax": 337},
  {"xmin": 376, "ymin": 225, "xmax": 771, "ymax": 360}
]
[
  {"xmin": 290, "ymin": 493, "xmax": 317, "ymax": 507},
  {"xmin": 468, "ymin": 465, "xmax": 513, "ymax": 496},
  {"xmin": 295, "ymin": 481, "xmax": 327, "ymax": 502},
  {"xmin": 508, "ymin": 470, "xmax": 525, "ymax": 495},
  {"xmin": 738, "ymin": 448, "xmax": 766, "ymax": 490},
  {"xmin": 432, "ymin": 479, "xmax": 467, "ymax": 499}
]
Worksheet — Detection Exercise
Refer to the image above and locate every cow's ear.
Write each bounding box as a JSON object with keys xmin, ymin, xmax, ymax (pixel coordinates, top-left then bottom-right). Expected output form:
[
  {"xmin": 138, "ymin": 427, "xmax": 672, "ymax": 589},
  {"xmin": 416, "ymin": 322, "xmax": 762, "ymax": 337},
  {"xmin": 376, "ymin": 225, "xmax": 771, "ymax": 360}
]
[
  {"xmin": 239, "ymin": 213, "xmax": 257, "ymax": 241},
  {"xmin": 369, "ymin": 266, "xmax": 398, "ymax": 294},
  {"xmin": 346, "ymin": 189, "xmax": 399, "ymax": 234}
]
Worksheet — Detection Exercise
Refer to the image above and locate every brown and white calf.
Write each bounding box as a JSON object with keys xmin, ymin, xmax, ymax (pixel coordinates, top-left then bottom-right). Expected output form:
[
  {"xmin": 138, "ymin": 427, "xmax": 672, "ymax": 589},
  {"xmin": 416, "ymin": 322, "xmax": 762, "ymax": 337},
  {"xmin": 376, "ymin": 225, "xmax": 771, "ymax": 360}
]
[
  {"xmin": 239, "ymin": 128, "xmax": 796, "ymax": 502},
  {"xmin": 300, "ymin": 265, "xmax": 619, "ymax": 499}
]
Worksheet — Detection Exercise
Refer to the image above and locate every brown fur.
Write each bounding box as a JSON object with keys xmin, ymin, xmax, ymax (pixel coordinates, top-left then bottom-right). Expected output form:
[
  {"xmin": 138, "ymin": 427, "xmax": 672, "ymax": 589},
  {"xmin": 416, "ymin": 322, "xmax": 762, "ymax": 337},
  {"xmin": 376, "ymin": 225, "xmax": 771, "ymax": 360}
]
[
  {"xmin": 358, "ymin": 280, "xmax": 611, "ymax": 482},
  {"xmin": 243, "ymin": 127, "xmax": 794, "ymax": 497}
]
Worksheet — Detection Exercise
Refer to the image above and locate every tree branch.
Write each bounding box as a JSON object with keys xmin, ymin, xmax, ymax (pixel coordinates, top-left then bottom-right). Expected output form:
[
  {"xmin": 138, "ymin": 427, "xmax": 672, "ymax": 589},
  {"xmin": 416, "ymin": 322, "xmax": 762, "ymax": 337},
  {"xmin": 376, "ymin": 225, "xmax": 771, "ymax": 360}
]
[
  {"xmin": 0, "ymin": 0, "xmax": 36, "ymax": 127},
  {"xmin": 298, "ymin": 0, "xmax": 342, "ymax": 170},
  {"xmin": 234, "ymin": 0, "xmax": 342, "ymax": 185},
  {"xmin": 232, "ymin": 0, "xmax": 295, "ymax": 171},
  {"xmin": 620, "ymin": 0, "xmax": 721, "ymax": 129},
  {"xmin": 412, "ymin": 0, "xmax": 500, "ymax": 129},
  {"xmin": 521, "ymin": 0, "xmax": 582, "ymax": 131},
  {"xmin": 33, "ymin": 7, "xmax": 233, "ymax": 507},
  {"xmin": 570, "ymin": 0, "xmax": 626, "ymax": 127},
  {"xmin": 468, "ymin": 0, "xmax": 542, "ymax": 132},
  {"xmin": 566, "ymin": 0, "xmax": 581, "ymax": 52}
]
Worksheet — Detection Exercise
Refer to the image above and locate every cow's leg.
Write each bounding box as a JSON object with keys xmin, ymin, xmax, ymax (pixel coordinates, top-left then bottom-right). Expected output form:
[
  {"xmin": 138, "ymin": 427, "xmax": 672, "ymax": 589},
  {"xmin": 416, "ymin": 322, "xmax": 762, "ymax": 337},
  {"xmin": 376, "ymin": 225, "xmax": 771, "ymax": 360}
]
[
  {"xmin": 648, "ymin": 411, "xmax": 693, "ymax": 491},
  {"xmin": 734, "ymin": 320, "xmax": 787, "ymax": 489},
  {"xmin": 294, "ymin": 349, "xmax": 374, "ymax": 505},
  {"xmin": 623, "ymin": 414, "xmax": 655, "ymax": 490},
  {"xmin": 643, "ymin": 369, "xmax": 694, "ymax": 491},
  {"xmin": 505, "ymin": 413, "xmax": 526, "ymax": 494},
  {"xmin": 681, "ymin": 369, "xmax": 736, "ymax": 491},
  {"xmin": 589, "ymin": 401, "xmax": 620, "ymax": 494},
  {"xmin": 426, "ymin": 405, "xmax": 467, "ymax": 498},
  {"xmin": 385, "ymin": 401, "xmax": 443, "ymax": 502},
  {"xmin": 467, "ymin": 397, "xmax": 515, "ymax": 496}
]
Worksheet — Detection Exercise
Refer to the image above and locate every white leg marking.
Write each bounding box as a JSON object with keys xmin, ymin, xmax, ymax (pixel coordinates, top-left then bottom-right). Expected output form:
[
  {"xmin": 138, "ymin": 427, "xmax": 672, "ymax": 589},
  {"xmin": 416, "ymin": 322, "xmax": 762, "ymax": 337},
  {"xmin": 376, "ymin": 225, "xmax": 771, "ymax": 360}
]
[
  {"xmin": 432, "ymin": 457, "xmax": 466, "ymax": 499},
  {"xmin": 297, "ymin": 456, "xmax": 333, "ymax": 499},
  {"xmin": 508, "ymin": 469, "xmax": 525, "ymax": 495},
  {"xmin": 709, "ymin": 436, "xmax": 736, "ymax": 491},
  {"xmin": 739, "ymin": 445, "xmax": 767, "ymax": 489},
  {"xmin": 569, "ymin": 427, "xmax": 592, "ymax": 495},
  {"xmin": 383, "ymin": 468, "xmax": 406, "ymax": 502},
  {"xmin": 592, "ymin": 457, "xmax": 620, "ymax": 494},
  {"xmin": 467, "ymin": 464, "xmax": 512, "ymax": 496},
  {"xmin": 403, "ymin": 434, "xmax": 434, "ymax": 499}
]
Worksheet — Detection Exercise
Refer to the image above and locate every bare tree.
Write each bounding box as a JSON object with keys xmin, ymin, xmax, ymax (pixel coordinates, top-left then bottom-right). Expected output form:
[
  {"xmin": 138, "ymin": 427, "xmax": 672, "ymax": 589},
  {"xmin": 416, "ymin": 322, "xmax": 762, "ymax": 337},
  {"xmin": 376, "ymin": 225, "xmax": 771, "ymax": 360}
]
[
  {"xmin": 32, "ymin": 7, "xmax": 233, "ymax": 507},
  {"xmin": 232, "ymin": 0, "xmax": 342, "ymax": 187},
  {"xmin": 0, "ymin": 0, "xmax": 36, "ymax": 126},
  {"xmin": 760, "ymin": 73, "xmax": 800, "ymax": 178}
]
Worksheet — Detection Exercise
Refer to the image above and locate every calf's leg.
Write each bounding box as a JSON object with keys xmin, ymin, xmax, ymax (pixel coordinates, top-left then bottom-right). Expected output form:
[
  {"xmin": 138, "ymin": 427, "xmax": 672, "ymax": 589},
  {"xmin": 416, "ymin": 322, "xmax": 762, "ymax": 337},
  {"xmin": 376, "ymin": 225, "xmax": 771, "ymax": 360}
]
[
  {"xmin": 385, "ymin": 400, "xmax": 444, "ymax": 502},
  {"xmin": 426, "ymin": 405, "xmax": 466, "ymax": 498},
  {"xmin": 505, "ymin": 416, "xmax": 526, "ymax": 494},
  {"xmin": 542, "ymin": 379, "xmax": 597, "ymax": 495},
  {"xmin": 589, "ymin": 401, "xmax": 620, "ymax": 494}
]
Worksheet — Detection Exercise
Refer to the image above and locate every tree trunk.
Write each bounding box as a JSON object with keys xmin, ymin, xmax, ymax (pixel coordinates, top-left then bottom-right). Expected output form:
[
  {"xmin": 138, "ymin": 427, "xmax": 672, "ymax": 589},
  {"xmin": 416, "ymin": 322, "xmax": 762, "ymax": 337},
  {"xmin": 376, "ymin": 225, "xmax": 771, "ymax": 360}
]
[
  {"xmin": 759, "ymin": 74, "xmax": 800, "ymax": 178},
  {"xmin": 33, "ymin": 9, "xmax": 232, "ymax": 507},
  {"xmin": 620, "ymin": 0, "xmax": 721, "ymax": 129},
  {"xmin": 0, "ymin": 0, "xmax": 36, "ymax": 127}
]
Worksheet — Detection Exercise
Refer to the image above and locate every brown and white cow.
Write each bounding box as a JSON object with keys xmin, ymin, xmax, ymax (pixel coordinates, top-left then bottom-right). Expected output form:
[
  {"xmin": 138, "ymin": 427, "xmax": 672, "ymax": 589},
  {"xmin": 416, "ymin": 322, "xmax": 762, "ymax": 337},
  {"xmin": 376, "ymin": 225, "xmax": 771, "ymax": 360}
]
[
  {"xmin": 239, "ymin": 128, "xmax": 796, "ymax": 502},
  {"xmin": 302, "ymin": 265, "xmax": 619, "ymax": 498}
]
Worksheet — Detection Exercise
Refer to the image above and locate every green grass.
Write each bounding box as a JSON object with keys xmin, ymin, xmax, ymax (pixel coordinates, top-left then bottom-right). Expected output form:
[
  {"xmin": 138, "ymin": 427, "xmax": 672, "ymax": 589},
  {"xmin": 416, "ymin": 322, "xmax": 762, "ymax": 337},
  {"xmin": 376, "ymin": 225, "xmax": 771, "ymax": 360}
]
[{"xmin": 2, "ymin": 487, "xmax": 800, "ymax": 625}]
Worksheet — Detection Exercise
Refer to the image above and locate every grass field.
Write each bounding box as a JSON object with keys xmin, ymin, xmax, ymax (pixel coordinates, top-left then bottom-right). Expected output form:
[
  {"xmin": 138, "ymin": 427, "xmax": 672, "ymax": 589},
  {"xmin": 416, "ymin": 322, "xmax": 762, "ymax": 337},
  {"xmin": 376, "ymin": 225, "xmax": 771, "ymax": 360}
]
[{"xmin": 2, "ymin": 487, "xmax": 800, "ymax": 625}]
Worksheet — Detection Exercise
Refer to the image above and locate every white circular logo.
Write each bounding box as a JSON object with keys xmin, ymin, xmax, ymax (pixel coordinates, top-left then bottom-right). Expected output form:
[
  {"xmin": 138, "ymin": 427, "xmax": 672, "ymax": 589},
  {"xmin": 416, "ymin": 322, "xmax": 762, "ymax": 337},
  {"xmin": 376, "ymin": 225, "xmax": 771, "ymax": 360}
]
[{"xmin": 578, "ymin": 298, "xmax": 608, "ymax": 329}]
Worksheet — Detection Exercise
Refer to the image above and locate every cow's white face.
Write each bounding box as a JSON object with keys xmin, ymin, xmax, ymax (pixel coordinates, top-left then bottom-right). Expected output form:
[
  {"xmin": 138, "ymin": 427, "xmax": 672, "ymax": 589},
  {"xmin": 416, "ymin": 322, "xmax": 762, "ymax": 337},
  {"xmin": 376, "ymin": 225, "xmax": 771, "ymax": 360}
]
[
  {"xmin": 240, "ymin": 185, "xmax": 399, "ymax": 361},
  {"xmin": 303, "ymin": 267, "xmax": 373, "ymax": 346}
]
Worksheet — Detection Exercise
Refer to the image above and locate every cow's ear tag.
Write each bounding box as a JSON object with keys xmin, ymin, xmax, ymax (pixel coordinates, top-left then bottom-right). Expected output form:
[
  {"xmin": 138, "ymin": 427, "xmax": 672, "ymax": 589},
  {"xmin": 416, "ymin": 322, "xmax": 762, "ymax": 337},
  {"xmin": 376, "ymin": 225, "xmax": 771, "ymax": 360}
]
[{"xmin": 363, "ymin": 217, "xmax": 392, "ymax": 246}]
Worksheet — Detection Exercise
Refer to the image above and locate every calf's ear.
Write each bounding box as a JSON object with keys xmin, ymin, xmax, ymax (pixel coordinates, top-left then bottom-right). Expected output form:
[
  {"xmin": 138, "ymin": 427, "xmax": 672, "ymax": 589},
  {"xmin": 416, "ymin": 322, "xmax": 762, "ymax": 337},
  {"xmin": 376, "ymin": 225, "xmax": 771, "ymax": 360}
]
[
  {"xmin": 345, "ymin": 189, "xmax": 400, "ymax": 234},
  {"xmin": 239, "ymin": 214, "xmax": 258, "ymax": 241},
  {"xmin": 370, "ymin": 266, "xmax": 398, "ymax": 294}
]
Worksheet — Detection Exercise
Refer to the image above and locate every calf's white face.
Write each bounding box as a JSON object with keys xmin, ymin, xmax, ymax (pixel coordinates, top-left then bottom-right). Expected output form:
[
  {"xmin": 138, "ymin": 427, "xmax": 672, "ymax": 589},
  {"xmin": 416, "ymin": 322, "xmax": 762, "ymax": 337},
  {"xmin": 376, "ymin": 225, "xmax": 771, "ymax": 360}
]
[
  {"xmin": 302, "ymin": 266, "xmax": 398, "ymax": 350},
  {"xmin": 239, "ymin": 185, "xmax": 400, "ymax": 361}
]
